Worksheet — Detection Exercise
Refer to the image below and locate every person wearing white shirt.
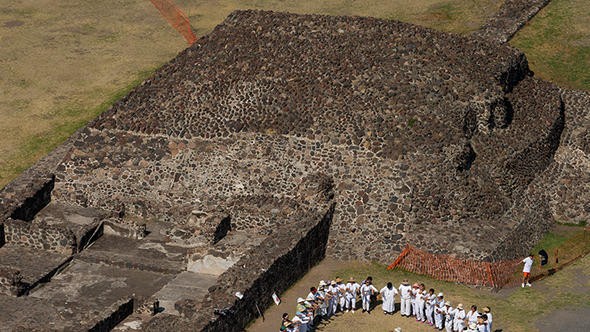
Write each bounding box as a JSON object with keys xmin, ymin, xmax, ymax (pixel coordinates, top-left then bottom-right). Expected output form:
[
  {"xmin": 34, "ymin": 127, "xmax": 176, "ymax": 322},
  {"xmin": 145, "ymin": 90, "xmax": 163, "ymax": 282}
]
[
  {"xmin": 345, "ymin": 277, "xmax": 360, "ymax": 313},
  {"xmin": 425, "ymin": 288, "xmax": 436, "ymax": 326},
  {"xmin": 410, "ymin": 283, "xmax": 419, "ymax": 318},
  {"xmin": 327, "ymin": 280, "xmax": 339, "ymax": 316},
  {"xmin": 444, "ymin": 301, "xmax": 454, "ymax": 332},
  {"xmin": 521, "ymin": 253, "xmax": 534, "ymax": 287},
  {"xmin": 453, "ymin": 303, "xmax": 466, "ymax": 332},
  {"xmin": 482, "ymin": 306, "xmax": 492, "ymax": 332},
  {"xmin": 434, "ymin": 293, "xmax": 445, "ymax": 330},
  {"xmin": 465, "ymin": 305, "xmax": 479, "ymax": 326},
  {"xmin": 380, "ymin": 282, "xmax": 398, "ymax": 314},
  {"xmin": 360, "ymin": 279, "xmax": 378, "ymax": 313},
  {"xmin": 415, "ymin": 285, "xmax": 426, "ymax": 322},
  {"xmin": 398, "ymin": 279, "xmax": 412, "ymax": 317},
  {"xmin": 336, "ymin": 278, "xmax": 347, "ymax": 312}
]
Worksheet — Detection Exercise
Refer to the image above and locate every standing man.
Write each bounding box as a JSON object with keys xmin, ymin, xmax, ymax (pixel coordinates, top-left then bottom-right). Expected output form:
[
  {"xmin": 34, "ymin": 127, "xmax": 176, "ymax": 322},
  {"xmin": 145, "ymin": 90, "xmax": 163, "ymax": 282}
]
[
  {"xmin": 360, "ymin": 278, "xmax": 378, "ymax": 313},
  {"xmin": 336, "ymin": 277, "xmax": 347, "ymax": 312},
  {"xmin": 380, "ymin": 282, "xmax": 398, "ymax": 315},
  {"xmin": 345, "ymin": 277, "xmax": 360, "ymax": 313},
  {"xmin": 521, "ymin": 253, "xmax": 534, "ymax": 287},
  {"xmin": 398, "ymin": 279, "xmax": 412, "ymax": 317},
  {"xmin": 434, "ymin": 293, "xmax": 445, "ymax": 330}
]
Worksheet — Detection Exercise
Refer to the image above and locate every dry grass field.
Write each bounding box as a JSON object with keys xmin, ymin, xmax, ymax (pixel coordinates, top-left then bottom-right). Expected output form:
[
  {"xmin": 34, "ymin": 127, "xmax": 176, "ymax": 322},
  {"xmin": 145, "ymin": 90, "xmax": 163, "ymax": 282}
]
[
  {"xmin": 0, "ymin": 0, "xmax": 502, "ymax": 188},
  {"xmin": 511, "ymin": 0, "xmax": 590, "ymax": 91}
]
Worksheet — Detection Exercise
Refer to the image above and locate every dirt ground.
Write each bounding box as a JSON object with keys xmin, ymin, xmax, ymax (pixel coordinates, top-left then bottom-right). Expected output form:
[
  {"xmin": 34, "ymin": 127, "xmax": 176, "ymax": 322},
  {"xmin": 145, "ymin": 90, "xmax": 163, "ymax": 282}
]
[{"xmin": 248, "ymin": 254, "xmax": 590, "ymax": 332}]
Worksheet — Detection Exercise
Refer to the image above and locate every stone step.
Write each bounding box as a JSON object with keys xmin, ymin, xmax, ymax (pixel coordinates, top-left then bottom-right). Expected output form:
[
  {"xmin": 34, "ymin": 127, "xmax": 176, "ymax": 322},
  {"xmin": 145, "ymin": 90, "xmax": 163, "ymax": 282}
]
[
  {"xmin": 78, "ymin": 234, "xmax": 187, "ymax": 274},
  {"xmin": 0, "ymin": 245, "xmax": 71, "ymax": 296},
  {"xmin": 150, "ymin": 271, "xmax": 217, "ymax": 316}
]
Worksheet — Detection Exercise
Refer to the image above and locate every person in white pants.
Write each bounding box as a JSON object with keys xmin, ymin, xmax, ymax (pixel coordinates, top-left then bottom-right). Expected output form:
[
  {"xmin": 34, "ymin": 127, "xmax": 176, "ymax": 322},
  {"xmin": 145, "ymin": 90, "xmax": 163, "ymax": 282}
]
[
  {"xmin": 453, "ymin": 303, "xmax": 466, "ymax": 332},
  {"xmin": 425, "ymin": 288, "xmax": 436, "ymax": 326},
  {"xmin": 360, "ymin": 279, "xmax": 378, "ymax": 313},
  {"xmin": 415, "ymin": 285, "xmax": 426, "ymax": 322},
  {"xmin": 345, "ymin": 277, "xmax": 360, "ymax": 313},
  {"xmin": 444, "ymin": 301, "xmax": 454, "ymax": 332},
  {"xmin": 328, "ymin": 280, "xmax": 339, "ymax": 316},
  {"xmin": 434, "ymin": 293, "xmax": 445, "ymax": 330},
  {"xmin": 482, "ymin": 306, "xmax": 492, "ymax": 332},
  {"xmin": 411, "ymin": 283, "xmax": 419, "ymax": 318},
  {"xmin": 336, "ymin": 278, "xmax": 347, "ymax": 312},
  {"xmin": 398, "ymin": 279, "xmax": 412, "ymax": 317}
]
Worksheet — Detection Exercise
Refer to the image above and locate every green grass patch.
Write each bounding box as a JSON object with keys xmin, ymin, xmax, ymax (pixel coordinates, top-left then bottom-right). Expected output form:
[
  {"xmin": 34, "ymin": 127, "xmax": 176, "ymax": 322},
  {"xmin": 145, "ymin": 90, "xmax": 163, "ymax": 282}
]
[{"xmin": 511, "ymin": 0, "xmax": 590, "ymax": 91}]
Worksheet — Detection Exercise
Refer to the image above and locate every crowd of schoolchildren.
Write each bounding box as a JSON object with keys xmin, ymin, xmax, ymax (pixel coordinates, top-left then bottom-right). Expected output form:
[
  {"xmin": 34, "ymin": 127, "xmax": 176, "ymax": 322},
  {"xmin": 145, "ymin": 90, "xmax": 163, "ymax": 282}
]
[{"xmin": 279, "ymin": 277, "xmax": 494, "ymax": 332}]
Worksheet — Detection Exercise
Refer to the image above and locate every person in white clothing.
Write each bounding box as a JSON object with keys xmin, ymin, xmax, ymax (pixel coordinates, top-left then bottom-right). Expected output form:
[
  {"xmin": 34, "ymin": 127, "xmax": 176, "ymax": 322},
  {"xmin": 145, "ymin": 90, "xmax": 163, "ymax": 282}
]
[
  {"xmin": 415, "ymin": 284, "xmax": 426, "ymax": 322},
  {"xmin": 410, "ymin": 283, "xmax": 419, "ymax": 318},
  {"xmin": 336, "ymin": 277, "xmax": 347, "ymax": 312},
  {"xmin": 444, "ymin": 301, "xmax": 455, "ymax": 332},
  {"xmin": 398, "ymin": 279, "xmax": 412, "ymax": 317},
  {"xmin": 482, "ymin": 306, "xmax": 492, "ymax": 332},
  {"xmin": 521, "ymin": 253, "xmax": 534, "ymax": 287},
  {"xmin": 380, "ymin": 282, "xmax": 397, "ymax": 314},
  {"xmin": 425, "ymin": 288, "xmax": 436, "ymax": 326},
  {"xmin": 453, "ymin": 303, "xmax": 466, "ymax": 332},
  {"xmin": 360, "ymin": 278, "xmax": 378, "ymax": 313},
  {"xmin": 328, "ymin": 280, "xmax": 339, "ymax": 316},
  {"xmin": 465, "ymin": 305, "xmax": 479, "ymax": 326},
  {"xmin": 345, "ymin": 277, "xmax": 360, "ymax": 313},
  {"xmin": 317, "ymin": 281, "xmax": 328, "ymax": 317},
  {"xmin": 434, "ymin": 293, "xmax": 445, "ymax": 330}
]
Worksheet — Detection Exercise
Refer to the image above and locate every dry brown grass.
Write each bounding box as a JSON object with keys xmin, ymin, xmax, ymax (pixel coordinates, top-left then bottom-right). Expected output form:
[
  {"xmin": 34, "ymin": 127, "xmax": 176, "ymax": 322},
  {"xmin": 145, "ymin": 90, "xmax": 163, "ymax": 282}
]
[{"xmin": 0, "ymin": 0, "xmax": 502, "ymax": 188}]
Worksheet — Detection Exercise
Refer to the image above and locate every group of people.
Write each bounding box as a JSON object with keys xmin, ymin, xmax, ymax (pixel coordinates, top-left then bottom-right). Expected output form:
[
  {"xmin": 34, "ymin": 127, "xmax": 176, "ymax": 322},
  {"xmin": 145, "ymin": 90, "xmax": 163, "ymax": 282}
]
[{"xmin": 279, "ymin": 276, "xmax": 494, "ymax": 332}]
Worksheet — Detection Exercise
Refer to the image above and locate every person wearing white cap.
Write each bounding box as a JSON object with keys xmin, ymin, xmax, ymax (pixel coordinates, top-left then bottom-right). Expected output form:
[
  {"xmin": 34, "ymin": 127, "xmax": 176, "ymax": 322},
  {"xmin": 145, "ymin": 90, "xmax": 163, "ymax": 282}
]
[
  {"xmin": 380, "ymin": 282, "xmax": 398, "ymax": 315},
  {"xmin": 328, "ymin": 280, "xmax": 339, "ymax": 316},
  {"xmin": 466, "ymin": 322, "xmax": 478, "ymax": 332},
  {"xmin": 295, "ymin": 298, "xmax": 310, "ymax": 332},
  {"xmin": 482, "ymin": 306, "xmax": 492, "ymax": 332},
  {"xmin": 317, "ymin": 281, "xmax": 328, "ymax": 317},
  {"xmin": 434, "ymin": 293, "xmax": 445, "ymax": 330},
  {"xmin": 444, "ymin": 301, "xmax": 454, "ymax": 332},
  {"xmin": 291, "ymin": 316, "xmax": 302, "ymax": 332},
  {"xmin": 453, "ymin": 303, "xmax": 466, "ymax": 332},
  {"xmin": 425, "ymin": 288, "xmax": 436, "ymax": 326},
  {"xmin": 360, "ymin": 278, "xmax": 378, "ymax": 313},
  {"xmin": 398, "ymin": 279, "xmax": 412, "ymax": 317},
  {"xmin": 345, "ymin": 277, "xmax": 360, "ymax": 313}
]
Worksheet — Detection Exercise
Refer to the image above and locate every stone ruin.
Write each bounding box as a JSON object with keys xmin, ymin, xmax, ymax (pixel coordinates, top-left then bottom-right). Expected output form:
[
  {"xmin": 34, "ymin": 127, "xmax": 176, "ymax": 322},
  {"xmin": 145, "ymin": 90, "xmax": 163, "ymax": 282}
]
[{"xmin": 0, "ymin": 3, "xmax": 588, "ymax": 331}]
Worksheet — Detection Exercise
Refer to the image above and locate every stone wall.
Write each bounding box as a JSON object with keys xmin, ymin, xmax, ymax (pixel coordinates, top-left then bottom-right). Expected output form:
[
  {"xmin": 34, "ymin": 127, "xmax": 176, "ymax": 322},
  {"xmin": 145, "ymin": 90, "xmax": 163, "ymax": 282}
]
[
  {"xmin": 473, "ymin": 0, "xmax": 551, "ymax": 43},
  {"xmin": 0, "ymin": 267, "xmax": 26, "ymax": 296},
  {"xmin": 4, "ymin": 219, "xmax": 76, "ymax": 255},
  {"xmin": 144, "ymin": 203, "xmax": 334, "ymax": 331},
  {"xmin": 86, "ymin": 298, "xmax": 135, "ymax": 332}
]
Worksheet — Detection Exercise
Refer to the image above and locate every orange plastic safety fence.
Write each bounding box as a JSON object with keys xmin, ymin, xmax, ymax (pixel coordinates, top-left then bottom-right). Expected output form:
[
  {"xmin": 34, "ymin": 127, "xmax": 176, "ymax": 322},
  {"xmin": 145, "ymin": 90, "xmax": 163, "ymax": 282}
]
[
  {"xmin": 388, "ymin": 245, "xmax": 520, "ymax": 288},
  {"xmin": 149, "ymin": 0, "xmax": 197, "ymax": 44}
]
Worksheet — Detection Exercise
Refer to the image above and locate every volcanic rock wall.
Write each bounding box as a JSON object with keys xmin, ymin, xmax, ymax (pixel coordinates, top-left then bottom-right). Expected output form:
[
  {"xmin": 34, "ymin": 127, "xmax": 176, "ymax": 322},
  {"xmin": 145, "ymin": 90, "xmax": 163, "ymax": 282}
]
[{"xmin": 47, "ymin": 11, "xmax": 576, "ymax": 263}]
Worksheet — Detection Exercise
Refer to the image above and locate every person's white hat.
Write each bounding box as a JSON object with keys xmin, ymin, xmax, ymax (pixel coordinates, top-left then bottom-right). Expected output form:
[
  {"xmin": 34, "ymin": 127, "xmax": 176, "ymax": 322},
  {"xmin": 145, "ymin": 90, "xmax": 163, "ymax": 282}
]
[
  {"xmin": 297, "ymin": 297, "xmax": 306, "ymax": 303},
  {"xmin": 457, "ymin": 303, "xmax": 464, "ymax": 309},
  {"xmin": 445, "ymin": 301, "xmax": 451, "ymax": 306},
  {"xmin": 319, "ymin": 280, "xmax": 327, "ymax": 287},
  {"xmin": 437, "ymin": 292, "xmax": 443, "ymax": 297},
  {"xmin": 292, "ymin": 316, "xmax": 302, "ymax": 323}
]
